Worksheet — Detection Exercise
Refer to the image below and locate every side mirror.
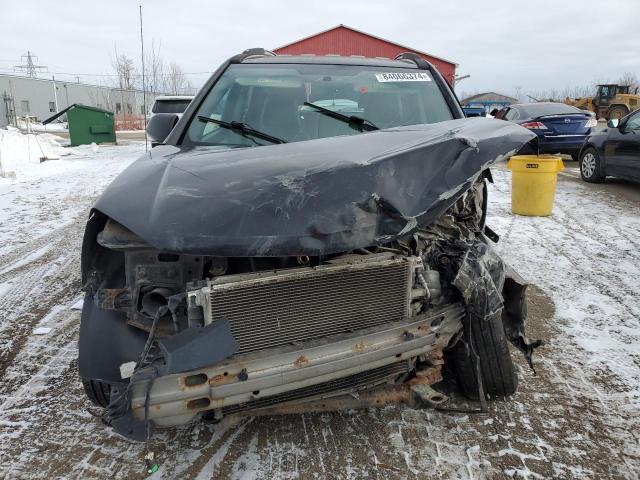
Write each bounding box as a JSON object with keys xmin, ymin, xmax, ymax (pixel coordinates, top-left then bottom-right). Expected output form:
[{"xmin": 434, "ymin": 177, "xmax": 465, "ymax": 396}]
[
  {"xmin": 146, "ymin": 113, "xmax": 179, "ymax": 144},
  {"xmin": 607, "ymin": 118, "xmax": 619, "ymax": 128}
]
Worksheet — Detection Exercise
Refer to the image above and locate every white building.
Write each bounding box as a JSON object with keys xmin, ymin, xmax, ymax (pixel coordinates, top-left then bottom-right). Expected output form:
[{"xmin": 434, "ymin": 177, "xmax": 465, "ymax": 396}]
[{"xmin": 0, "ymin": 74, "xmax": 164, "ymax": 128}]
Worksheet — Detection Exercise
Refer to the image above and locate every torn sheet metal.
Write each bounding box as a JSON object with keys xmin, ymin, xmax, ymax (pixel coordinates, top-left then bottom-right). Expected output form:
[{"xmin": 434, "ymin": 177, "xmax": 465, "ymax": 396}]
[
  {"xmin": 453, "ymin": 240, "xmax": 507, "ymax": 322},
  {"xmin": 453, "ymin": 238, "xmax": 541, "ymax": 367},
  {"xmin": 94, "ymin": 118, "xmax": 534, "ymax": 256},
  {"xmin": 415, "ymin": 179, "xmax": 541, "ymax": 365}
]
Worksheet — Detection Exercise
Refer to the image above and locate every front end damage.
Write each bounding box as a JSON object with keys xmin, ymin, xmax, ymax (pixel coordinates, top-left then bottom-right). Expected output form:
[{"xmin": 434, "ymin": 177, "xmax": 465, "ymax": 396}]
[{"xmin": 79, "ymin": 118, "xmax": 538, "ymax": 440}]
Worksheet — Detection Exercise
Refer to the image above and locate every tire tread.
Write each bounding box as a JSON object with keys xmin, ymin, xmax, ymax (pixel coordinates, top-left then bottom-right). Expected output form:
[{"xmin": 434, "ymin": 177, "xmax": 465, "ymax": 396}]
[
  {"xmin": 452, "ymin": 314, "xmax": 518, "ymax": 399},
  {"xmin": 82, "ymin": 379, "xmax": 111, "ymax": 407}
]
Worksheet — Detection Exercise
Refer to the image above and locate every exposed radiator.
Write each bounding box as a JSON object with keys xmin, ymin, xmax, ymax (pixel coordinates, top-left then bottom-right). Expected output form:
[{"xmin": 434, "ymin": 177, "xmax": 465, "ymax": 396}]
[{"xmin": 201, "ymin": 253, "xmax": 415, "ymax": 354}]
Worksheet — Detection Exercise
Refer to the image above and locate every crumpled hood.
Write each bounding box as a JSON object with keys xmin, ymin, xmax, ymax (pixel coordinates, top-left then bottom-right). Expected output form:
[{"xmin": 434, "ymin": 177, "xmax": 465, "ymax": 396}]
[{"xmin": 95, "ymin": 118, "xmax": 534, "ymax": 256}]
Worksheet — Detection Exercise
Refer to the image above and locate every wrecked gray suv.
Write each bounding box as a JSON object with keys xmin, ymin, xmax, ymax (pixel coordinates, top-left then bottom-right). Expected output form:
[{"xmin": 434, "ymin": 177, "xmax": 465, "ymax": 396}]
[{"xmin": 79, "ymin": 50, "xmax": 538, "ymax": 440}]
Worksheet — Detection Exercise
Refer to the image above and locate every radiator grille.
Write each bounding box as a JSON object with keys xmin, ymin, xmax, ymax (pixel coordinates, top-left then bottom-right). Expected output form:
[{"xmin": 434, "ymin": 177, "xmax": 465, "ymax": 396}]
[
  {"xmin": 223, "ymin": 361, "xmax": 408, "ymax": 414},
  {"xmin": 209, "ymin": 257, "xmax": 411, "ymax": 354}
]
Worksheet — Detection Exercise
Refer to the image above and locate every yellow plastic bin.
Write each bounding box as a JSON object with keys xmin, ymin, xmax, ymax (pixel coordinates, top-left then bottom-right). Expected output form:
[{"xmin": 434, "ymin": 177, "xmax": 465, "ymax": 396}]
[{"xmin": 507, "ymin": 155, "xmax": 564, "ymax": 216}]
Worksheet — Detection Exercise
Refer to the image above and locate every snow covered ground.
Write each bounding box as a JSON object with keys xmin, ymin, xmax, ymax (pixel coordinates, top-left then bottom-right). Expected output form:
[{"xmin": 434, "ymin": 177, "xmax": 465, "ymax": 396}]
[
  {"xmin": 0, "ymin": 127, "xmax": 74, "ymax": 181},
  {"xmin": 0, "ymin": 134, "xmax": 639, "ymax": 479}
]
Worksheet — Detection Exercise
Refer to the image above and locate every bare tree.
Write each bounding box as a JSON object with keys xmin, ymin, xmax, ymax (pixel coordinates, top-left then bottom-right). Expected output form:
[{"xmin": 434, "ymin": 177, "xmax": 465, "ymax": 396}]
[
  {"xmin": 112, "ymin": 48, "xmax": 137, "ymax": 90},
  {"xmin": 618, "ymin": 71, "xmax": 639, "ymax": 90},
  {"xmin": 80, "ymin": 76, "xmax": 117, "ymax": 112},
  {"xmin": 559, "ymin": 84, "xmax": 593, "ymax": 100},
  {"xmin": 182, "ymin": 79, "xmax": 197, "ymax": 95},
  {"xmin": 145, "ymin": 40, "xmax": 166, "ymax": 94},
  {"xmin": 513, "ymin": 85, "xmax": 523, "ymax": 103},
  {"xmin": 166, "ymin": 61, "xmax": 187, "ymax": 95}
]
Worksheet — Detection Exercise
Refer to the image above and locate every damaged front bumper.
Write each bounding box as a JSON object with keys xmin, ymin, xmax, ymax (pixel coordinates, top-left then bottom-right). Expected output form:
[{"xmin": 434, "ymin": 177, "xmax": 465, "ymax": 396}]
[{"xmin": 122, "ymin": 303, "xmax": 463, "ymax": 433}]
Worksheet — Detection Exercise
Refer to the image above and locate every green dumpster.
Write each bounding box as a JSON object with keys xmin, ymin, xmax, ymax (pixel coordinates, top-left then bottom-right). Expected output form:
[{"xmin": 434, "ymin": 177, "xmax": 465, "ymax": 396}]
[{"xmin": 43, "ymin": 104, "xmax": 116, "ymax": 146}]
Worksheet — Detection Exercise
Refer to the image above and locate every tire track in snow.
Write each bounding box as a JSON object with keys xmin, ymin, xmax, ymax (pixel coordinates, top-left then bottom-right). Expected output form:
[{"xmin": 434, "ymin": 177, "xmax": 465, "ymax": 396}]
[
  {"xmin": 0, "ymin": 213, "xmax": 83, "ymax": 381},
  {"xmin": 528, "ymin": 218, "xmax": 640, "ymax": 326},
  {"xmin": 553, "ymin": 202, "xmax": 640, "ymax": 259},
  {"xmin": 0, "ymin": 148, "xmax": 138, "ymax": 384}
]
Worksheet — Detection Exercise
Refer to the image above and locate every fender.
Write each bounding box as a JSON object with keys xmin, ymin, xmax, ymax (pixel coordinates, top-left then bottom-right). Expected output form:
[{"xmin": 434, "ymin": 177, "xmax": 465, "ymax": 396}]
[{"xmin": 78, "ymin": 295, "xmax": 147, "ymax": 383}]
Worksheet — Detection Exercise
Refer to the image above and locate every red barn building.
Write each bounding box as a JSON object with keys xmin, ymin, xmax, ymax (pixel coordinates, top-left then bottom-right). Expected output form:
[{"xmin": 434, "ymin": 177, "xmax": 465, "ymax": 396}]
[{"xmin": 273, "ymin": 25, "xmax": 457, "ymax": 85}]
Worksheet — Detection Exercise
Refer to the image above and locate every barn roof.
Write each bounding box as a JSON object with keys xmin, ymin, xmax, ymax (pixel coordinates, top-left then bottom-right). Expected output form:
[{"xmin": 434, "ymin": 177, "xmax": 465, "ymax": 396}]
[
  {"xmin": 274, "ymin": 24, "xmax": 457, "ymax": 67},
  {"xmin": 461, "ymin": 92, "xmax": 518, "ymax": 105}
]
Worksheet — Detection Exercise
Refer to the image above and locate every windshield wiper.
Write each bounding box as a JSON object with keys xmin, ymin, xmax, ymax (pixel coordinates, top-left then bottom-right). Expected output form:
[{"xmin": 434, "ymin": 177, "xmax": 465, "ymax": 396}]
[
  {"xmin": 303, "ymin": 102, "xmax": 378, "ymax": 132},
  {"xmin": 197, "ymin": 116, "xmax": 286, "ymax": 144}
]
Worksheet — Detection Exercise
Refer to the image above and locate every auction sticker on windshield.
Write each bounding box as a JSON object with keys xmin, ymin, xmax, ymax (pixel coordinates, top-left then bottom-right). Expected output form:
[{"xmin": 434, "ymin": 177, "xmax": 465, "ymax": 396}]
[{"xmin": 375, "ymin": 72, "xmax": 432, "ymax": 82}]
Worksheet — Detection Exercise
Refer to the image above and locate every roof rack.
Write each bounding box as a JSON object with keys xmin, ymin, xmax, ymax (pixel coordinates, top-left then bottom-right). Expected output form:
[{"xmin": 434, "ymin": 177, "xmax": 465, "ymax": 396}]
[
  {"xmin": 231, "ymin": 48, "xmax": 276, "ymax": 64},
  {"xmin": 394, "ymin": 52, "xmax": 430, "ymax": 70}
]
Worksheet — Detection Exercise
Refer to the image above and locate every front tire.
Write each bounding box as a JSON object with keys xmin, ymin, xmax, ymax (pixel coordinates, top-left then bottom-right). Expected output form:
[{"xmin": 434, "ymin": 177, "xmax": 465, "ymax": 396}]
[
  {"xmin": 451, "ymin": 314, "xmax": 518, "ymax": 399},
  {"xmin": 82, "ymin": 379, "xmax": 111, "ymax": 407},
  {"xmin": 579, "ymin": 148, "xmax": 605, "ymax": 183},
  {"xmin": 608, "ymin": 105, "xmax": 629, "ymax": 121}
]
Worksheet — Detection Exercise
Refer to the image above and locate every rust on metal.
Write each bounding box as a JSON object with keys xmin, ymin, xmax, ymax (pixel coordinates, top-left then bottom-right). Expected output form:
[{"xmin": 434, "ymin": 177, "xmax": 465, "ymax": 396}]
[
  {"xmin": 352, "ymin": 341, "xmax": 366, "ymax": 353},
  {"xmin": 208, "ymin": 371, "xmax": 238, "ymax": 386},
  {"xmin": 424, "ymin": 348, "xmax": 444, "ymax": 366},
  {"xmin": 237, "ymin": 385, "xmax": 418, "ymax": 417},
  {"xmin": 293, "ymin": 355, "xmax": 309, "ymax": 368},
  {"xmin": 410, "ymin": 361, "xmax": 443, "ymax": 385},
  {"xmin": 95, "ymin": 288, "xmax": 131, "ymax": 309},
  {"xmin": 235, "ymin": 363, "xmax": 445, "ymax": 417}
]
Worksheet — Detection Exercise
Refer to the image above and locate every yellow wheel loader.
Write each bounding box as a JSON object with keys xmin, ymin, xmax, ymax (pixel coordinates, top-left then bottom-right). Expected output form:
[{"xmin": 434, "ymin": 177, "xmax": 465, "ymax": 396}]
[{"xmin": 565, "ymin": 84, "xmax": 640, "ymax": 120}]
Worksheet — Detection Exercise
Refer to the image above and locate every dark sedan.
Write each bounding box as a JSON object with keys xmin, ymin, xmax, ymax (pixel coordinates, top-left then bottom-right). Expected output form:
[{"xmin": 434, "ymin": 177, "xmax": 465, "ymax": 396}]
[
  {"xmin": 495, "ymin": 102, "xmax": 597, "ymax": 159},
  {"xmin": 578, "ymin": 109, "xmax": 640, "ymax": 183}
]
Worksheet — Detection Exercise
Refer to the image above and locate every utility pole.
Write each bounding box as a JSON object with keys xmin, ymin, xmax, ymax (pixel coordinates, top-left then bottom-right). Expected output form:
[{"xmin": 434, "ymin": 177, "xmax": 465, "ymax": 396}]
[
  {"xmin": 52, "ymin": 75, "xmax": 59, "ymax": 112},
  {"xmin": 14, "ymin": 51, "xmax": 47, "ymax": 77}
]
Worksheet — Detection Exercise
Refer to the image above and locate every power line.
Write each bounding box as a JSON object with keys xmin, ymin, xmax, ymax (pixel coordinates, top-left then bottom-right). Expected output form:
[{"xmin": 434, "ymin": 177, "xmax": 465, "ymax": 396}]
[{"xmin": 0, "ymin": 67, "xmax": 210, "ymax": 78}]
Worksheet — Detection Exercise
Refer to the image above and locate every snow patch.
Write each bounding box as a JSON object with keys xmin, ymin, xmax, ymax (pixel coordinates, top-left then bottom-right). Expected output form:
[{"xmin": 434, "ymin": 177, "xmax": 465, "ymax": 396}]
[
  {"xmin": 69, "ymin": 296, "xmax": 84, "ymax": 310},
  {"xmin": 0, "ymin": 282, "xmax": 13, "ymax": 298},
  {"xmin": 0, "ymin": 127, "xmax": 72, "ymax": 179},
  {"xmin": 32, "ymin": 327, "xmax": 52, "ymax": 335}
]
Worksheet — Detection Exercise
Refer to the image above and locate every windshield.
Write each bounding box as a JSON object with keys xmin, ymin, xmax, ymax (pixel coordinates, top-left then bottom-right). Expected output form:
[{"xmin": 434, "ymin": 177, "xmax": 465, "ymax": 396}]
[
  {"xmin": 152, "ymin": 99, "xmax": 192, "ymax": 114},
  {"xmin": 183, "ymin": 63, "xmax": 454, "ymax": 147}
]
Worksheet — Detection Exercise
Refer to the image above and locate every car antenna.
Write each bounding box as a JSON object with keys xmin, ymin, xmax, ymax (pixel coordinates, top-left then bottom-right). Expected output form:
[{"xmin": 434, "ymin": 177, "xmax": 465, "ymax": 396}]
[{"xmin": 139, "ymin": 5, "xmax": 148, "ymax": 153}]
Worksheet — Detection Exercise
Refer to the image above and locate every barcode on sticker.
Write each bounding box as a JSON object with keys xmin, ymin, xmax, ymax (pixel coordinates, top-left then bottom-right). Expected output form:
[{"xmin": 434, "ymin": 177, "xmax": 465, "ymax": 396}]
[{"xmin": 375, "ymin": 72, "xmax": 431, "ymax": 82}]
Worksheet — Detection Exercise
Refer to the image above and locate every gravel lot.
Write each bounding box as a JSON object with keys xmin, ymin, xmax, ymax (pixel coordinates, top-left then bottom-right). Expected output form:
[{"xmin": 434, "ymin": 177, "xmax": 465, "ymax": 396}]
[{"xmin": 0, "ymin": 142, "xmax": 638, "ymax": 479}]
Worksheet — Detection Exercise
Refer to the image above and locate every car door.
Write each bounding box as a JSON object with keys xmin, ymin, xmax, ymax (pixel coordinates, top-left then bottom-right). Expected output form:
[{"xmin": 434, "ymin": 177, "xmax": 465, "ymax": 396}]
[{"xmin": 605, "ymin": 110, "xmax": 640, "ymax": 180}]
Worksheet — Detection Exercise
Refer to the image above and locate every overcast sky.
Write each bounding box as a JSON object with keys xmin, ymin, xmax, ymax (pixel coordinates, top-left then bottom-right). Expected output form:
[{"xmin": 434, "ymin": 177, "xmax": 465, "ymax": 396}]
[{"xmin": 2, "ymin": 0, "xmax": 639, "ymax": 97}]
